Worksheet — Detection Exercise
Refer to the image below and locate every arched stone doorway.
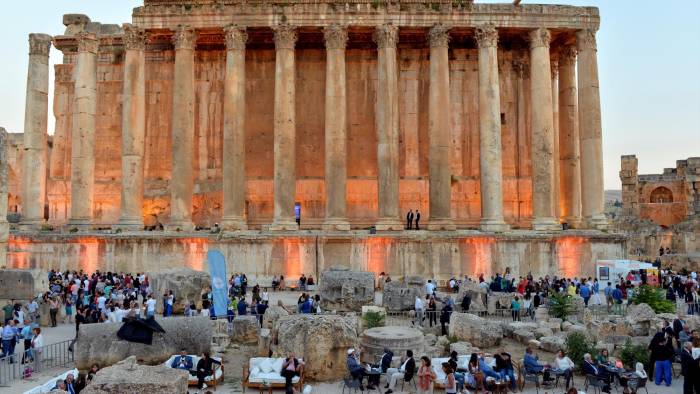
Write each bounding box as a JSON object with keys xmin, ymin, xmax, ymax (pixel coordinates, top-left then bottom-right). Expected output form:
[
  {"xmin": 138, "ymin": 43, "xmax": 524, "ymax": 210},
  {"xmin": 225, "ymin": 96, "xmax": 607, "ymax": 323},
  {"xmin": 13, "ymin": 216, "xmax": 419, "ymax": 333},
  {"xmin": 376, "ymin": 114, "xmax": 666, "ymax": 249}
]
[{"xmin": 650, "ymin": 186, "xmax": 673, "ymax": 203}]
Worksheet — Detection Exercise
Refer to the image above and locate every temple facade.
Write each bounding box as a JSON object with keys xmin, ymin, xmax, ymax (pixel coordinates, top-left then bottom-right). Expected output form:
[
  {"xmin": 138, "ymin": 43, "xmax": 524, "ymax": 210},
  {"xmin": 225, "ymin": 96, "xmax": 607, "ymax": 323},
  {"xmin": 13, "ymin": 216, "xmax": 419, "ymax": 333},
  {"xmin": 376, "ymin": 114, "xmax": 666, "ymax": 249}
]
[{"xmin": 3, "ymin": 1, "xmax": 623, "ymax": 279}]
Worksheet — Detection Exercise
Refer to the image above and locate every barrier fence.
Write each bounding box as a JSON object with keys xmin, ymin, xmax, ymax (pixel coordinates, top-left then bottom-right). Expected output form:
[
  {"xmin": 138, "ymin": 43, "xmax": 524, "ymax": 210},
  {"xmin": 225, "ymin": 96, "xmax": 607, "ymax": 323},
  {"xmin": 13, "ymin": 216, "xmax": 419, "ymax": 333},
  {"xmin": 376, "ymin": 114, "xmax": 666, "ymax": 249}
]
[{"xmin": 0, "ymin": 339, "xmax": 74, "ymax": 387}]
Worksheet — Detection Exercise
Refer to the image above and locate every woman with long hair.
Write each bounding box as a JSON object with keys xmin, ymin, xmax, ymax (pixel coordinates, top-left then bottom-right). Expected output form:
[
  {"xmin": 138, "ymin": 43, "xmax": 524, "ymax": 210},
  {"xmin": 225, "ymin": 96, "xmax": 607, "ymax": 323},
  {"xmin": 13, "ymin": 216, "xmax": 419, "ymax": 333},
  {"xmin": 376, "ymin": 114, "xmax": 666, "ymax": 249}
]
[{"xmin": 417, "ymin": 356, "xmax": 436, "ymax": 394}]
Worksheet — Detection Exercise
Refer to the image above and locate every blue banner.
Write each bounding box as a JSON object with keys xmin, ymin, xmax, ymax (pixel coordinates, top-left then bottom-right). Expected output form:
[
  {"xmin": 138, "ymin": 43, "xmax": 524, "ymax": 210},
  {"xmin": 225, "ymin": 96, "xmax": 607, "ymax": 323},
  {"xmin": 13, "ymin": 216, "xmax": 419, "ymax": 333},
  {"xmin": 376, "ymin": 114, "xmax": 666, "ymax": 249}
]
[{"xmin": 207, "ymin": 250, "xmax": 228, "ymax": 317}]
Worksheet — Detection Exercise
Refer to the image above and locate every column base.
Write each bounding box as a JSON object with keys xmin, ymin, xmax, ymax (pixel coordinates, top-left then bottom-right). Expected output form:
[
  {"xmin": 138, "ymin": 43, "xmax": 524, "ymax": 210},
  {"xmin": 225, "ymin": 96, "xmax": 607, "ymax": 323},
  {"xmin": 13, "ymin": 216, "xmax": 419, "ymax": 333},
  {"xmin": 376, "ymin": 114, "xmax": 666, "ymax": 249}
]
[
  {"xmin": 563, "ymin": 216, "xmax": 583, "ymax": 229},
  {"xmin": 164, "ymin": 220, "xmax": 195, "ymax": 232},
  {"xmin": 18, "ymin": 219, "xmax": 46, "ymax": 230},
  {"xmin": 584, "ymin": 214, "xmax": 609, "ymax": 230},
  {"xmin": 115, "ymin": 217, "xmax": 144, "ymax": 231},
  {"xmin": 220, "ymin": 216, "xmax": 248, "ymax": 231},
  {"xmin": 375, "ymin": 217, "xmax": 404, "ymax": 231},
  {"xmin": 479, "ymin": 218, "xmax": 510, "ymax": 232},
  {"xmin": 269, "ymin": 217, "xmax": 299, "ymax": 231},
  {"xmin": 427, "ymin": 218, "xmax": 456, "ymax": 231},
  {"xmin": 532, "ymin": 217, "xmax": 562, "ymax": 231},
  {"xmin": 322, "ymin": 218, "xmax": 351, "ymax": 231},
  {"xmin": 66, "ymin": 219, "xmax": 94, "ymax": 231}
]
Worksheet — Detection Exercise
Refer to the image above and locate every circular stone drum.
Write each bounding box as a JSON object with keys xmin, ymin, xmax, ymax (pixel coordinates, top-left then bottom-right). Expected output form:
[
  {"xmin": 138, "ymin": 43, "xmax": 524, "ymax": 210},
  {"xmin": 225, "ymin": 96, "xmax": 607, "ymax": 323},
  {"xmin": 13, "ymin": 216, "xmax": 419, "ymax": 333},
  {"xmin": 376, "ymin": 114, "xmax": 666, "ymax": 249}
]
[{"xmin": 360, "ymin": 326, "xmax": 424, "ymax": 363}]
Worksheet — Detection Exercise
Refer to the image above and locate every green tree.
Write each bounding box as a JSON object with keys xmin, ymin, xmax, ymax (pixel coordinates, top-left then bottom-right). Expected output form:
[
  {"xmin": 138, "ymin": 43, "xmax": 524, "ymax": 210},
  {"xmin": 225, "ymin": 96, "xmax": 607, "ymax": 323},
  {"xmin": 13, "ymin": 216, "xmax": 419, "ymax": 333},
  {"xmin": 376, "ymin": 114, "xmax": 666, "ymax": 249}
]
[{"xmin": 629, "ymin": 285, "xmax": 675, "ymax": 313}]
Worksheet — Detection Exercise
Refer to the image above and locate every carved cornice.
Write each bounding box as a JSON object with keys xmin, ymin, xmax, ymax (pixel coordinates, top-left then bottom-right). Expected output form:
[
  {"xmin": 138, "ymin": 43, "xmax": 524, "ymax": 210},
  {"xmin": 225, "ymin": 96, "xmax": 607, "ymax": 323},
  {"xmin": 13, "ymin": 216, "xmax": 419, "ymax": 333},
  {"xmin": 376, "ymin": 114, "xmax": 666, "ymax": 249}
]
[
  {"xmin": 76, "ymin": 32, "xmax": 98, "ymax": 54},
  {"xmin": 123, "ymin": 24, "xmax": 146, "ymax": 51},
  {"xmin": 559, "ymin": 45, "xmax": 577, "ymax": 66},
  {"xmin": 427, "ymin": 24, "xmax": 450, "ymax": 48},
  {"xmin": 528, "ymin": 28, "xmax": 550, "ymax": 50},
  {"xmin": 576, "ymin": 29, "xmax": 597, "ymax": 51},
  {"xmin": 474, "ymin": 24, "xmax": 498, "ymax": 48},
  {"xmin": 172, "ymin": 25, "xmax": 196, "ymax": 50},
  {"xmin": 28, "ymin": 34, "xmax": 52, "ymax": 57},
  {"xmin": 224, "ymin": 25, "xmax": 247, "ymax": 50},
  {"xmin": 324, "ymin": 24, "xmax": 347, "ymax": 50},
  {"xmin": 273, "ymin": 23, "xmax": 297, "ymax": 50},
  {"xmin": 373, "ymin": 24, "xmax": 398, "ymax": 49}
]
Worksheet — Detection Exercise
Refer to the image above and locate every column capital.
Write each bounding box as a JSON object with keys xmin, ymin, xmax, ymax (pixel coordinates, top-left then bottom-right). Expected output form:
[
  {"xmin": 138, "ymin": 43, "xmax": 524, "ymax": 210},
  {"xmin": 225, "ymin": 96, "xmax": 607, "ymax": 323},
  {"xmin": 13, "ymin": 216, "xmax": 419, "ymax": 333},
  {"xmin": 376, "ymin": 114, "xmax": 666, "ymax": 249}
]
[
  {"xmin": 528, "ymin": 28, "xmax": 551, "ymax": 50},
  {"xmin": 475, "ymin": 24, "xmax": 498, "ymax": 48},
  {"xmin": 428, "ymin": 24, "xmax": 450, "ymax": 48},
  {"xmin": 559, "ymin": 45, "xmax": 577, "ymax": 66},
  {"xmin": 323, "ymin": 24, "xmax": 348, "ymax": 50},
  {"xmin": 123, "ymin": 24, "xmax": 146, "ymax": 51},
  {"xmin": 273, "ymin": 23, "xmax": 297, "ymax": 50},
  {"xmin": 172, "ymin": 26, "xmax": 196, "ymax": 50},
  {"xmin": 224, "ymin": 25, "xmax": 248, "ymax": 51},
  {"xmin": 76, "ymin": 32, "xmax": 98, "ymax": 54},
  {"xmin": 28, "ymin": 33, "xmax": 52, "ymax": 56},
  {"xmin": 373, "ymin": 24, "xmax": 398, "ymax": 49},
  {"xmin": 576, "ymin": 29, "xmax": 597, "ymax": 51}
]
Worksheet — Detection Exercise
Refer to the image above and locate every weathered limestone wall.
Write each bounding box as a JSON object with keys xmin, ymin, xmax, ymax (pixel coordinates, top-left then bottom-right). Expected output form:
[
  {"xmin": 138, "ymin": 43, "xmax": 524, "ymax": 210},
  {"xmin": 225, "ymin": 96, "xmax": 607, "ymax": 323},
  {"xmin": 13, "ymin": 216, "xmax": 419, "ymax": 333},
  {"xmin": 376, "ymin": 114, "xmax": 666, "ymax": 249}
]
[
  {"xmin": 45, "ymin": 46, "xmax": 537, "ymax": 229},
  {"xmin": 7, "ymin": 232, "xmax": 625, "ymax": 280}
]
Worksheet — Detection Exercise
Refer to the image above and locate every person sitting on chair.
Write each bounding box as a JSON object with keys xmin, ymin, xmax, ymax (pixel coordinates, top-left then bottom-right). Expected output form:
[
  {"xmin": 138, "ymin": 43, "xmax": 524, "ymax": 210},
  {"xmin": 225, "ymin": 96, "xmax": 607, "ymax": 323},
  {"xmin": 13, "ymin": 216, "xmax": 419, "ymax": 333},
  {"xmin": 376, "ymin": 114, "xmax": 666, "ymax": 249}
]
[
  {"xmin": 385, "ymin": 349, "xmax": 415, "ymax": 394},
  {"xmin": 552, "ymin": 349, "xmax": 575, "ymax": 389},
  {"xmin": 375, "ymin": 347, "xmax": 394, "ymax": 373},
  {"xmin": 524, "ymin": 346, "xmax": 552, "ymax": 382},
  {"xmin": 346, "ymin": 348, "xmax": 374, "ymax": 390},
  {"xmin": 281, "ymin": 351, "xmax": 304, "ymax": 394},
  {"xmin": 195, "ymin": 351, "xmax": 221, "ymax": 390},
  {"xmin": 171, "ymin": 349, "xmax": 194, "ymax": 373},
  {"xmin": 582, "ymin": 353, "xmax": 611, "ymax": 393}
]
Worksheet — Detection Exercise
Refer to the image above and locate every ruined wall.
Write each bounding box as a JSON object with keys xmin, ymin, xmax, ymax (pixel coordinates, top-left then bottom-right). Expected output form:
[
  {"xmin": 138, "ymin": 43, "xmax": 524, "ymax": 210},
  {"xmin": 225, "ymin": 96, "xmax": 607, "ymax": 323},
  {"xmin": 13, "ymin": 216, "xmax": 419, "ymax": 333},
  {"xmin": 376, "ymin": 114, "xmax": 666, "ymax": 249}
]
[{"xmin": 6, "ymin": 232, "xmax": 625, "ymax": 280}]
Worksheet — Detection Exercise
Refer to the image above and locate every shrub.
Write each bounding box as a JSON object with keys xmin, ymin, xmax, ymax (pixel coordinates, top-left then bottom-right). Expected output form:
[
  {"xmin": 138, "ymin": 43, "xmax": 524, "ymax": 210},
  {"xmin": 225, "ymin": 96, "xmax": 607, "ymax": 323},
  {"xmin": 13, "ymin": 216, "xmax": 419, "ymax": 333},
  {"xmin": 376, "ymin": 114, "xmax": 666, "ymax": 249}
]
[
  {"xmin": 630, "ymin": 285, "xmax": 675, "ymax": 313},
  {"xmin": 619, "ymin": 339, "xmax": 649, "ymax": 369},
  {"xmin": 362, "ymin": 311, "xmax": 385, "ymax": 329},
  {"xmin": 549, "ymin": 292, "xmax": 575, "ymax": 321},
  {"xmin": 565, "ymin": 332, "xmax": 594, "ymax": 370}
]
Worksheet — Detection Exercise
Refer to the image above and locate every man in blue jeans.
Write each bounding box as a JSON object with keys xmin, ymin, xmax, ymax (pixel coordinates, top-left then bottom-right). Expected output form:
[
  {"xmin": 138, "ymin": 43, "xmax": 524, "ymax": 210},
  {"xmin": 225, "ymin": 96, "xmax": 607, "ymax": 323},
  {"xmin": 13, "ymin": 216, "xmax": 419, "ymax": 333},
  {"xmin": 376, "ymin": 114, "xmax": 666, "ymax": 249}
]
[
  {"xmin": 494, "ymin": 350, "xmax": 516, "ymax": 390},
  {"xmin": 650, "ymin": 332, "xmax": 674, "ymax": 386},
  {"xmin": 1, "ymin": 319, "xmax": 19, "ymax": 363}
]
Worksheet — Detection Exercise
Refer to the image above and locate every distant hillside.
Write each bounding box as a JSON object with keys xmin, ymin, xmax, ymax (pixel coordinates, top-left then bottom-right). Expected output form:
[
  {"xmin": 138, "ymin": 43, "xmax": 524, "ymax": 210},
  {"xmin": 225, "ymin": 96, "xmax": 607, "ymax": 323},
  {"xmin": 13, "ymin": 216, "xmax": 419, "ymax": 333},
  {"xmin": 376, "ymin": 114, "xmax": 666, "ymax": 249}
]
[{"xmin": 605, "ymin": 190, "xmax": 621, "ymax": 203}]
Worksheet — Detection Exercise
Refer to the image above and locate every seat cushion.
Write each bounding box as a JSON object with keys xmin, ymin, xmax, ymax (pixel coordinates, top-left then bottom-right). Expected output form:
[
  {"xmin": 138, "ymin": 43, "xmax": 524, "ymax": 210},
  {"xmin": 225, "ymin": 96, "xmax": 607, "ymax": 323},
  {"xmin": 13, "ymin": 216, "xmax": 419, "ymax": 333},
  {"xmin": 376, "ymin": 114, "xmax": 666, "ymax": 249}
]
[{"xmin": 259, "ymin": 358, "xmax": 274, "ymax": 373}]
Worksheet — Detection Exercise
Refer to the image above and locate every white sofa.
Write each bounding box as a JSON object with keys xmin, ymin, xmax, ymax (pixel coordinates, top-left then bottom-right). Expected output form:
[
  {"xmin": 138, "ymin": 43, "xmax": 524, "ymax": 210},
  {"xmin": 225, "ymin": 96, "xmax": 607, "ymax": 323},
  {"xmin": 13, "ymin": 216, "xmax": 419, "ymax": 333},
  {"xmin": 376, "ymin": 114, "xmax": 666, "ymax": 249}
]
[
  {"xmin": 163, "ymin": 355, "xmax": 224, "ymax": 386},
  {"xmin": 247, "ymin": 357, "xmax": 302, "ymax": 385},
  {"xmin": 431, "ymin": 356, "xmax": 468, "ymax": 386},
  {"xmin": 24, "ymin": 368, "xmax": 79, "ymax": 394}
]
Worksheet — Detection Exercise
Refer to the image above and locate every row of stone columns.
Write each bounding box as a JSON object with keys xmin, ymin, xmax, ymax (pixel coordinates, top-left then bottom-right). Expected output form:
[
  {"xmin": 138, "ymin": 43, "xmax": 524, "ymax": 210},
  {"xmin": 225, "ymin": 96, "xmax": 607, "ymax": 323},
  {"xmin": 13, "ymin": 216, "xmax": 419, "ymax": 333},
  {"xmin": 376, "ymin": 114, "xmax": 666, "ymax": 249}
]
[{"xmin": 18, "ymin": 24, "xmax": 607, "ymax": 231}]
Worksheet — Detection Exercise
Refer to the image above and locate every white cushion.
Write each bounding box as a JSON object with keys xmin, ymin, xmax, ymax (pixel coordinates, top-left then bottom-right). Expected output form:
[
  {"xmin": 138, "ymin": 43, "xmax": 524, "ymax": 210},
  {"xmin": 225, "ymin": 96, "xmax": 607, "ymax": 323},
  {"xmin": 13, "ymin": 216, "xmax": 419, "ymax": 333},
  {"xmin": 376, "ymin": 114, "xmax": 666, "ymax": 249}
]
[
  {"xmin": 260, "ymin": 358, "xmax": 274, "ymax": 373},
  {"xmin": 272, "ymin": 358, "xmax": 284, "ymax": 373},
  {"xmin": 24, "ymin": 368, "xmax": 79, "ymax": 394}
]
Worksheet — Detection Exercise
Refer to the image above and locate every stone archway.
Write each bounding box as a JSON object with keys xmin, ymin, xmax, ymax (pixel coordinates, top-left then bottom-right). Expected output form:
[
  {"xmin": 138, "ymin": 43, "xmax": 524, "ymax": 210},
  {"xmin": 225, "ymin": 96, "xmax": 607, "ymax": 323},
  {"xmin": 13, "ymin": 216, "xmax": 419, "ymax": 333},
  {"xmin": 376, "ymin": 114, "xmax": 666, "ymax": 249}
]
[{"xmin": 650, "ymin": 186, "xmax": 673, "ymax": 203}]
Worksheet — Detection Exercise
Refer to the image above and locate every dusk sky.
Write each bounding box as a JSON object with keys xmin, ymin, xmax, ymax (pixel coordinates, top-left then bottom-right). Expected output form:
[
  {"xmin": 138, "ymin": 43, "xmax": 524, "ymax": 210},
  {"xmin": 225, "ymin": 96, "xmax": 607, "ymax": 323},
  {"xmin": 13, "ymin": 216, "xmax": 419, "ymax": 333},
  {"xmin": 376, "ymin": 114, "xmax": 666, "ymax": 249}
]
[{"xmin": 0, "ymin": 0, "xmax": 697, "ymax": 190}]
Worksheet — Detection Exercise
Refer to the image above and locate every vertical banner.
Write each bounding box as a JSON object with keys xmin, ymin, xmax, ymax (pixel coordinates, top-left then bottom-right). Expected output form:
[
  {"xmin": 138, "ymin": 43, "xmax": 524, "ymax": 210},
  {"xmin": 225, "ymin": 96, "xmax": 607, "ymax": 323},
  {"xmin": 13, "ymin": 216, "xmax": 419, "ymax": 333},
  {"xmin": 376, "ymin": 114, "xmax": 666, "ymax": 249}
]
[{"xmin": 207, "ymin": 250, "xmax": 228, "ymax": 318}]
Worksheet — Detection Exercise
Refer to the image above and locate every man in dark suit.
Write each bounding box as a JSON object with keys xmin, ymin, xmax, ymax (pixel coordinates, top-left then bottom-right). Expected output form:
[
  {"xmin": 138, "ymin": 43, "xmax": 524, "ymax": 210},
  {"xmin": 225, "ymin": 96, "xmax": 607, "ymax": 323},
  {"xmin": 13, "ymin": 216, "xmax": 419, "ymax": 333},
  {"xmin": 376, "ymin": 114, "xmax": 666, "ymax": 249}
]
[
  {"xmin": 379, "ymin": 348, "xmax": 394, "ymax": 373},
  {"xmin": 681, "ymin": 341, "xmax": 700, "ymax": 394},
  {"xmin": 582, "ymin": 353, "xmax": 611, "ymax": 393},
  {"xmin": 64, "ymin": 373, "xmax": 77, "ymax": 394},
  {"xmin": 406, "ymin": 210, "xmax": 414, "ymax": 230},
  {"xmin": 414, "ymin": 210, "xmax": 421, "ymax": 230},
  {"xmin": 171, "ymin": 349, "xmax": 194, "ymax": 373},
  {"xmin": 385, "ymin": 349, "xmax": 415, "ymax": 393}
]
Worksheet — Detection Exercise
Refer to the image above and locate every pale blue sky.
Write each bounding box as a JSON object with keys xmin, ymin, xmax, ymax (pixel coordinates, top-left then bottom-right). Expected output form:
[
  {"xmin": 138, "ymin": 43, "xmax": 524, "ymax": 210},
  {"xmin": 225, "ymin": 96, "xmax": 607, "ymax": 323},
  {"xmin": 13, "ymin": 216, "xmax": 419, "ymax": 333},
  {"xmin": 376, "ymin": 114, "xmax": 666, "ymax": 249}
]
[{"xmin": 0, "ymin": 1, "xmax": 698, "ymax": 189}]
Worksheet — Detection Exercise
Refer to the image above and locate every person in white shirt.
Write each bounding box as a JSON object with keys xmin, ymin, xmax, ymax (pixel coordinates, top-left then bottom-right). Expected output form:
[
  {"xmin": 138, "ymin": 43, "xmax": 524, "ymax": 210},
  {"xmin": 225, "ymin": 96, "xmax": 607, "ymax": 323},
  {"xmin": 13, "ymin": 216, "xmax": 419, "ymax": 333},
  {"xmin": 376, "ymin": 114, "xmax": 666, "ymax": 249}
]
[
  {"xmin": 97, "ymin": 293, "xmax": 107, "ymax": 311},
  {"xmin": 145, "ymin": 294, "xmax": 157, "ymax": 318},
  {"xmin": 31, "ymin": 327, "xmax": 44, "ymax": 372},
  {"xmin": 385, "ymin": 350, "xmax": 415, "ymax": 393},
  {"xmin": 414, "ymin": 296, "xmax": 424, "ymax": 327},
  {"xmin": 27, "ymin": 299, "xmax": 38, "ymax": 323},
  {"xmin": 425, "ymin": 280, "xmax": 435, "ymax": 296},
  {"xmin": 552, "ymin": 349, "xmax": 575, "ymax": 389},
  {"xmin": 261, "ymin": 290, "xmax": 269, "ymax": 303}
]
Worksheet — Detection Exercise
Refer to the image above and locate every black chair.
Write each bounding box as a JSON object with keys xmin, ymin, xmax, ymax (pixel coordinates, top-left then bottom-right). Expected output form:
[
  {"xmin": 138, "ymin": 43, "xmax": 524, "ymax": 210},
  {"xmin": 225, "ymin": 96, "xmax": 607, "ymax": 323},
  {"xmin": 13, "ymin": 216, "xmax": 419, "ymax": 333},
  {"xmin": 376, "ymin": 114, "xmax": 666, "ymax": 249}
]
[
  {"xmin": 342, "ymin": 374, "xmax": 362, "ymax": 394},
  {"xmin": 554, "ymin": 369, "xmax": 574, "ymax": 389},
  {"xmin": 400, "ymin": 373, "xmax": 417, "ymax": 391},
  {"xmin": 584, "ymin": 374, "xmax": 607, "ymax": 394},
  {"xmin": 628, "ymin": 376, "xmax": 649, "ymax": 394}
]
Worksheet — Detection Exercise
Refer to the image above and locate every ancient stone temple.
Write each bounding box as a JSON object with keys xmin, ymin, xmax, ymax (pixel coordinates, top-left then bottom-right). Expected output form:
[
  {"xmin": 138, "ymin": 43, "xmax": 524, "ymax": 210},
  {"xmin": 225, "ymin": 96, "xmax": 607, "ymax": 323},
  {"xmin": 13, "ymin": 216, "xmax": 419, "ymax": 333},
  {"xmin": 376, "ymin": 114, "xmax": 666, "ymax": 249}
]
[{"xmin": 4, "ymin": 1, "xmax": 624, "ymax": 279}]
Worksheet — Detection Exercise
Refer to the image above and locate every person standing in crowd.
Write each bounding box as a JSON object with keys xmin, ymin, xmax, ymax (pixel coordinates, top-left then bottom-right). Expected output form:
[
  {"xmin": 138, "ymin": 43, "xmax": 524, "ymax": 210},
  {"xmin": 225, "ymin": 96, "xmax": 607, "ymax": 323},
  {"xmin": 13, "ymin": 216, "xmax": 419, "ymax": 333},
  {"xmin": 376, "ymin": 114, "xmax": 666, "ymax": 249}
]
[
  {"xmin": 406, "ymin": 209, "xmax": 414, "ymax": 230},
  {"xmin": 416, "ymin": 356, "xmax": 436, "ymax": 394},
  {"xmin": 31, "ymin": 327, "xmax": 43, "ymax": 372},
  {"xmin": 414, "ymin": 295, "xmax": 424, "ymax": 327},
  {"xmin": 650, "ymin": 329, "xmax": 675, "ymax": 387},
  {"xmin": 427, "ymin": 296, "xmax": 437, "ymax": 327},
  {"xmin": 681, "ymin": 341, "xmax": 700, "ymax": 394},
  {"xmin": 414, "ymin": 210, "xmax": 421, "ymax": 230},
  {"xmin": 1, "ymin": 319, "xmax": 19, "ymax": 363}
]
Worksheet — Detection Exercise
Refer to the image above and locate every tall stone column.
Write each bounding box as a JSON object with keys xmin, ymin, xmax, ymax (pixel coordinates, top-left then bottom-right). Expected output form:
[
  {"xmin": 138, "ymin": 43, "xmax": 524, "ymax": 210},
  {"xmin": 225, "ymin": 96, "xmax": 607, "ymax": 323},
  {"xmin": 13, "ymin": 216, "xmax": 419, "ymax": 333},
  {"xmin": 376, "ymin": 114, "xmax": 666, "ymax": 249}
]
[
  {"xmin": 270, "ymin": 23, "xmax": 298, "ymax": 231},
  {"xmin": 21, "ymin": 33, "xmax": 52, "ymax": 228},
  {"xmin": 427, "ymin": 24, "xmax": 455, "ymax": 231},
  {"xmin": 373, "ymin": 24, "xmax": 403, "ymax": 231},
  {"xmin": 551, "ymin": 58, "xmax": 561, "ymax": 221},
  {"xmin": 528, "ymin": 28, "xmax": 560, "ymax": 231},
  {"xmin": 117, "ymin": 25, "xmax": 146, "ymax": 230},
  {"xmin": 475, "ymin": 25, "xmax": 509, "ymax": 232},
  {"xmin": 0, "ymin": 129, "xmax": 9, "ymax": 267},
  {"xmin": 166, "ymin": 26, "xmax": 196, "ymax": 231},
  {"xmin": 221, "ymin": 25, "xmax": 248, "ymax": 231},
  {"xmin": 558, "ymin": 45, "xmax": 582, "ymax": 227},
  {"xmin": 322, "ymin": 24, "xmax": 351, "ymax": 231},
  {"xmin": 68, "ymin": 32, "xmax": 98, "ymax": 229},
  {"xmin": 577, "ymin": 29, "xmax": 608, "ymax": 230}
]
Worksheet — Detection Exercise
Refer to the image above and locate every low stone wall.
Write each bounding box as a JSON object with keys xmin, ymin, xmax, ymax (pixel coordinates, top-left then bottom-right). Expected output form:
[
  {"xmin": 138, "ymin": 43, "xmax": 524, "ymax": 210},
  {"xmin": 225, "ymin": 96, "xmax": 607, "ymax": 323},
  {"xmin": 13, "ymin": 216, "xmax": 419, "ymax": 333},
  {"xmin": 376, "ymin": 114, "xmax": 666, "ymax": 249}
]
[{"xmin": 6, "ymin": 231, "xmax": 625, "ymax": 280}]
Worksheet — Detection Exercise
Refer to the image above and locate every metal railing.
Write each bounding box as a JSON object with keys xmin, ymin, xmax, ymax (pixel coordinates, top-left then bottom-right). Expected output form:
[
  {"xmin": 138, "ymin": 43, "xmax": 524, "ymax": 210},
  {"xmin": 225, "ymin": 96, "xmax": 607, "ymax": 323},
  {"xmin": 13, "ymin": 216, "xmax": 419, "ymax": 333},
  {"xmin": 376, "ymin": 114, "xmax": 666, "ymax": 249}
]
[{"xmin": 0, "ymin": 339, "xmax": 74, "ymax": 387}]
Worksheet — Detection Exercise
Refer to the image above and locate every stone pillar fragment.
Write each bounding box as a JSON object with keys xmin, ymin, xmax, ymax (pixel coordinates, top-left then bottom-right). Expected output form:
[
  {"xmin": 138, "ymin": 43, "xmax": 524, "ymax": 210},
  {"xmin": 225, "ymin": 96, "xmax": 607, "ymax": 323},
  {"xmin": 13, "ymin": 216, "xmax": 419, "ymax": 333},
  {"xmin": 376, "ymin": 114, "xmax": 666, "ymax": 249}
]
[
  {"xmin": 118, "ymin": 25, "xmax": 146, "ymax": 230},
  {"xmin": 166, "ymin": 26, "xmax": 196, "ymax": 231},
  {"xmin": 68, "ymin": 32, "xmax": 98, "ymax": 229},
  {"xmin": 322, "ymin": 24, "xmax": 351, "ymax": 231},
  {"xmin": 427, "ymin": 24, "xmax": 455, "ymax": 230},
  {"xmin": 221, "ymin": 26, "xmax": 248, "ymax": 231},
  {"xmin": 528, "ymin": 28, "xmax": 560, "ymax": 231},
  {"xmin": 270, "ymin": 23, "xmax": 298, "ymax": 231},
  {"xmin": 0, "ymin": 129, "xmax": 9, "ymax": 267},
  {"xmin": 475, "ymin": 25, "xmax": 509, "ymax": 232},
  {"xmin": 551, "ymin": 58, "xmax": 561, "ymax": 221},
  {"xmin": 577, "ymin": 29, "xmax": 608, "ymax": 230},
  {"xmin": 558, "ymin": 45, "xmax": 582, "ymax": 227},
  {"xmin": 21, "ymin": 33, "xmax": 52, "ymax": 228},
  {"xmin": 373, "ymin": 24, "xmax": 403, "ymax": 231}
]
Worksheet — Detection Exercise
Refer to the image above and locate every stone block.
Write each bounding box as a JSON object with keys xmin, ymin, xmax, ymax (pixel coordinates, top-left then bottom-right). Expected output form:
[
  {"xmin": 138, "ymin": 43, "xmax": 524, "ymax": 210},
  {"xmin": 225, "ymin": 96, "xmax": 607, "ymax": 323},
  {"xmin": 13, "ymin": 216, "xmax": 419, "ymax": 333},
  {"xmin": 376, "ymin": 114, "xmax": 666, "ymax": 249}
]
[
  {"xmin": 262, "ymin": 305, "xmax": 290, "ymax": 330},
  {"xmin": 74, "ymin": 317, "xmax": 211, "ymax": 370},
  {"xmin": 319, "ymin": 267, "xmax": 375, "ymax": 312},
  {"xmin": 448, "ymin": 313, "xmax": 502, "ymax": 348},
  {"xmin": 539, "ymin": 336, "xmax": 565, "ymax": 353},
  {"xmin": 534, "ymin": 326, "xmax": 553, "ymax": 339},
  {"xmin": 362, "ymin": 305, "xmax": 387, "ymax": 316},
  {"xmin": 487, "ymin": 293, "xmax": 517, "ymax": 314},
  {"xmin": 361, "ymin": 326, "xmax": 425, "ymax": 364},
  {"xmin": 504, "ymin": 322, "xmax": 538, "ymax": 337},
  {"xmin": 148, "ymin": 268, "xmax": 211, "ymax": 314},
  {"xmin": 232, "ymin": 315, "xmax": 260, "ymax": 344},
  {"xmin": 625, "ymin": 303, "xmax": 656, "ymax": 323},
  {"xmin": 82, "ymin": 356, "xmax": 188, "ymax": 394},
  {"xmin": 513, "ymin": 329, "xmax": 535, "ymax": 344},
  {"xmin": 382, "ymin": 275, "xmax": 425, "ymax": 312},
  {"xmin": 529, "ymin": 339, "xmax": 541, "ymax": 349},
  {"xmin": 449, "ymin": 341, "xmax": 478, "ymax": 356},
  {"xmin": 0, "ymin": 269, "xmax": 46, "ymax": 300},
  {"xmin": 258, "ymin": 328, "xmax": 271, "ymax": 357}
]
